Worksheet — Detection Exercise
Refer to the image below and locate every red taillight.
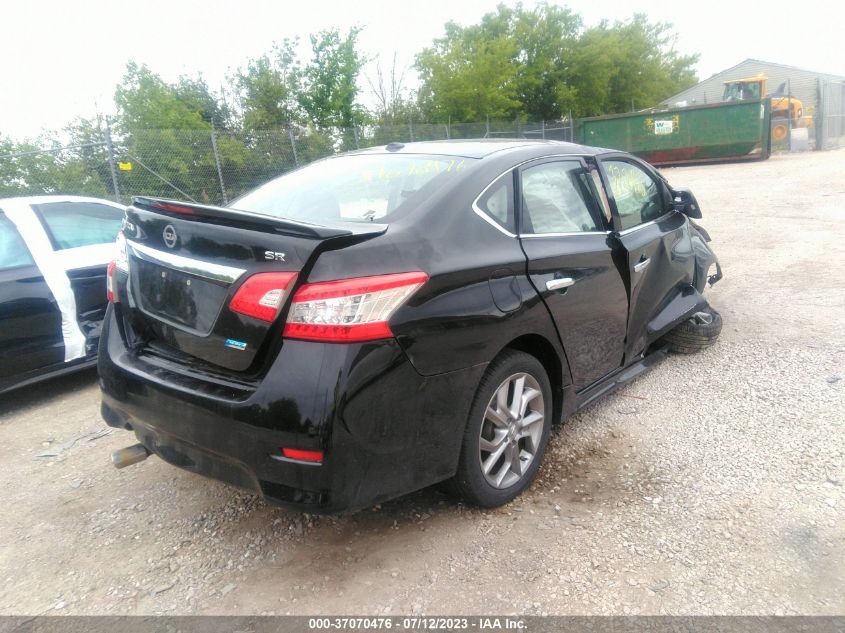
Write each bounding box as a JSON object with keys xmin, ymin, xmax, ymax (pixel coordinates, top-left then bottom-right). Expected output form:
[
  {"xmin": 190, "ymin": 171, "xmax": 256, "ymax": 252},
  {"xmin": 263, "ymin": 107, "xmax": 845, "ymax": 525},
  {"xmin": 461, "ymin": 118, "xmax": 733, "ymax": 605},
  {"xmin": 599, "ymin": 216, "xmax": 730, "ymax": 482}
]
[
  {"xmin": 283, "ymin": 272, "xmax": 428, "ymax": 343},
  {"xmin": 229, "ymin": 272, "xmax": 298, "ymax": 322},
  {"xmin": 107, "ymin": 260, "xmax": 118, "ymax": 303},
  {"xmin": 281, "ymin": 448, "xmax": 324, "ymax": 463}
]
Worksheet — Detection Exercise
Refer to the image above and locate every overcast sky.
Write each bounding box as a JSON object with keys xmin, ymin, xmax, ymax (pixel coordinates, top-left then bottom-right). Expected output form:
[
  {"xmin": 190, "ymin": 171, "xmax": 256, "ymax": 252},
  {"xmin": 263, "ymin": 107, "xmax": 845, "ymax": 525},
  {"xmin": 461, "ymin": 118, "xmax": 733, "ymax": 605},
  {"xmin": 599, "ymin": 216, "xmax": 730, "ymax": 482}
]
[{"xmin": 3, "ymin": 0, "xmax": 843, "ymax": 139}]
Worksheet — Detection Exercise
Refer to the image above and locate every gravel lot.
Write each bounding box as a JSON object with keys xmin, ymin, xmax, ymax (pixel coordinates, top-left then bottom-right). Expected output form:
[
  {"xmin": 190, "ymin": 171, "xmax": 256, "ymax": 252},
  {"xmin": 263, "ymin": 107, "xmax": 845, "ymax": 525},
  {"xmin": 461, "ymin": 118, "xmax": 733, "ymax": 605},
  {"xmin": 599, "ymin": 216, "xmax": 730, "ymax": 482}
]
[{"xmin": 0, "ymin": 150, "xmax": 843, "ymax": 616}]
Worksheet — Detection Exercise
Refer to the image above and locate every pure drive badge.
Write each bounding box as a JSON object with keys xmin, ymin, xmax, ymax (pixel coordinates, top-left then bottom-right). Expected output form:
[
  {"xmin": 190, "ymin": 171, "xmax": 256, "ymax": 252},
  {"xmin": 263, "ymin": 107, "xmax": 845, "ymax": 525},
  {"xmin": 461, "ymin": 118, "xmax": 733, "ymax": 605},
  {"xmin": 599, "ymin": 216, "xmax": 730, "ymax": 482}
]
[{"xmin": 224, "ymin": 338, "xmax": 248, "ymax": 351}]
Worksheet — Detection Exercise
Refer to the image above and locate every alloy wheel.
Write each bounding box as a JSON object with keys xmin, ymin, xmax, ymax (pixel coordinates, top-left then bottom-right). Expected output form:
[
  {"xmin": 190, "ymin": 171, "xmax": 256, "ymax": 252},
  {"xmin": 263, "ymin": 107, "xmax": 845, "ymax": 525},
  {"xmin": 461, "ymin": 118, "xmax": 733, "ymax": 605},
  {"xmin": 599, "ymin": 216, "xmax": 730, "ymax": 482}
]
[{"xmin": 478, "ymin": 372, "xmax": 545, "ymax": 489}]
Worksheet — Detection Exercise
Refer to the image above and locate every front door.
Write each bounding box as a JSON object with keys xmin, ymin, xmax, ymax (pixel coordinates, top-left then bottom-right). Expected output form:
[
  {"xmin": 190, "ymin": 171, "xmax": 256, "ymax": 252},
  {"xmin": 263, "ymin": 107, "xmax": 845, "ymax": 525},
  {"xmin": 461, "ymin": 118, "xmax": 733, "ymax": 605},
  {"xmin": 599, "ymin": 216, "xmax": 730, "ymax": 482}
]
[
  {"xmin": 518, "ymin": 158, "xmax": 629, "ymax": 390},
  {"xmin": 598, "ymin": 156, "xmax": 696, "ymax": 359}
]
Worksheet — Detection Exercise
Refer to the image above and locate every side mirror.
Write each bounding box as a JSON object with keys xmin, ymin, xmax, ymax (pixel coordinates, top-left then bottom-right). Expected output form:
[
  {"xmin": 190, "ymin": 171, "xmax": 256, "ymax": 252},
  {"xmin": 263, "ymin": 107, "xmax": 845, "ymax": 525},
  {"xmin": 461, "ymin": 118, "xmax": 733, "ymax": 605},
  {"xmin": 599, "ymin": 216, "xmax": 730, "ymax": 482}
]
[{"xmin": 672, "ymin": 187, "xmax": 702, "ymax": 219}]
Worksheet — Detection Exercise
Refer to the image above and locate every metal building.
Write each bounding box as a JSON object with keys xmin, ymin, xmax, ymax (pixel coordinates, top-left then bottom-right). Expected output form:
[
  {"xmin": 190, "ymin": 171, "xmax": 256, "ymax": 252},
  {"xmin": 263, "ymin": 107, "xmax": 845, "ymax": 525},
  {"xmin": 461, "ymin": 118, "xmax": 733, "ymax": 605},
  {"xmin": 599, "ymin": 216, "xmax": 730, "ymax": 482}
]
[{"xmin": 661, "ymin": 58, "xmax": 845, "ymax": 116}]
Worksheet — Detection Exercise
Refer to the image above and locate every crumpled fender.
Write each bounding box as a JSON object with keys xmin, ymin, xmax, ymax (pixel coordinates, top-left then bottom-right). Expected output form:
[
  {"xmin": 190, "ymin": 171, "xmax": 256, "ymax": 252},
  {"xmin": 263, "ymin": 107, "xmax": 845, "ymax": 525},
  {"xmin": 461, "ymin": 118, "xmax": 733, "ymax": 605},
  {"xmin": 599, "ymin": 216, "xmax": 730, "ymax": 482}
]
[{"xmin": 689, "ymin": 220, "xmax": 722, "ymax": 292}]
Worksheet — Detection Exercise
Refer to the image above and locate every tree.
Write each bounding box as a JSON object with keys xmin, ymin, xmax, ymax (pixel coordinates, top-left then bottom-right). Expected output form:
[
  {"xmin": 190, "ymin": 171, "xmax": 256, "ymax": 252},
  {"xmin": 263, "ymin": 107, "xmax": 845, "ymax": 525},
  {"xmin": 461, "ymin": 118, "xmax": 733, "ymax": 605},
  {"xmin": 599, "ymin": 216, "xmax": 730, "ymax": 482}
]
[
  {"xmin": 568, "ymin": 15, "xmax": 699, "ymax": 116},
  {"xmin": 367, "ymin": 53, "xmax": 415, "ymax": 125},
  {"xmin": 0, "ymin": 121, "xmax": 118, "ymax": 198},
  {"xmin": 416, "ymin": 2, "xmax": 698, "ymax": 121},
  {"xmin": 510, "ymin": 4, "xmax": 581, "ymax": 119},
  {"xmin": 115, "ymin": 62, "xmax": 212, "ymax": 131},
  {"xmin": 299, "ymin": 28, "xmax": 366, "ymax": 131},
  {"xmin": 416, "ymin": 14, "xmax": 522, "ymax": 122},
  {"xmin": 364, "ymin": 54, "xmax": 425, "ymax": 144},
  {"xmin": 61, "ymin": 116, "xmax": 115, "ymax": 197},
  {"xmin": 235, "ymin": 40, "xmax": 302, "ymax": 131},
  {"xmin": 113, "ymin": 62, "xmax": 233, "ymax": 203},
  {"xmin": 174, "ymin": 76, "xmax": 234, "ymax": 129},
  {"xmin": 0, "ymin": 135, "xmax": 62, "ymax": 196}
]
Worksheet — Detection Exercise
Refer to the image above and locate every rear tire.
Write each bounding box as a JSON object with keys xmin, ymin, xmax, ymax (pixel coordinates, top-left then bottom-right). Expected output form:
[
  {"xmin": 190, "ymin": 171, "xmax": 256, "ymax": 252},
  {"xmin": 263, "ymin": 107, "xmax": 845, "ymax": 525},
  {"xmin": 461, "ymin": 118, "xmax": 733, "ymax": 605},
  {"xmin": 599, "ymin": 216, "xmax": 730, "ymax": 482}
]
[
  {"xmin": 663, "ymin": 308, "xmax": 723, "ymax": 354},
  {"xmin": 449, "ymin": 350, "xmax": 552, "ymax": 507}
]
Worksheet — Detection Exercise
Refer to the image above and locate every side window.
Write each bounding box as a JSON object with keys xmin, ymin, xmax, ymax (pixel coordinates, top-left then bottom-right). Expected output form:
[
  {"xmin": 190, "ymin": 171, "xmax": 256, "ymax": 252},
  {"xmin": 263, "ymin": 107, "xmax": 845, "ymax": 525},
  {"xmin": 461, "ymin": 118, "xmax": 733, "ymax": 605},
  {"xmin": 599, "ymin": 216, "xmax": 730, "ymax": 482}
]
[
  {"xmin": 33, "ymin": 202, "xmax": 123, "ymax": 250},
  {"xmin": 520, "ymin": 161, "xmax": 603, "ymax": 234},
  {"xmin": 0, "ymin": 213, "xmax": 36, "ymax": 271},
  {"xmin": 603, "ymin": 160, "xmax": 665, "ymax": 230},
  {"xmin": 476, "ymin": 172, "xmax": 515, "ymax": 233}
]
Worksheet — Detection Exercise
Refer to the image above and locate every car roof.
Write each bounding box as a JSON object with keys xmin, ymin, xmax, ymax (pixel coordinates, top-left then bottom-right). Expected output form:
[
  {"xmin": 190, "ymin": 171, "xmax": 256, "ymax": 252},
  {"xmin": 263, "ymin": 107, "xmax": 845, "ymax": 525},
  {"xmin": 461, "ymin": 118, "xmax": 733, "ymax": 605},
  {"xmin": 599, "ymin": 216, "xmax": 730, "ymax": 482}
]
[{"xmin": 352, "ymin": 139, "xmax": 608, "ymax": 159}]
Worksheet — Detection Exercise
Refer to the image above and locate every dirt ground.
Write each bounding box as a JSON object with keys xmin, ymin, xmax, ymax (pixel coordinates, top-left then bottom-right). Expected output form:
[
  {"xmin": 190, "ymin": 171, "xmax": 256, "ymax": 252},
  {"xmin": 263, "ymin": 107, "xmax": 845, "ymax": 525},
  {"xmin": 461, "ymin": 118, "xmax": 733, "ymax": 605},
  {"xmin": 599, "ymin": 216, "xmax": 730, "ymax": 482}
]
[{"xmin": 0, "ymin": 150, "xmax": 843, "ymax": 616}]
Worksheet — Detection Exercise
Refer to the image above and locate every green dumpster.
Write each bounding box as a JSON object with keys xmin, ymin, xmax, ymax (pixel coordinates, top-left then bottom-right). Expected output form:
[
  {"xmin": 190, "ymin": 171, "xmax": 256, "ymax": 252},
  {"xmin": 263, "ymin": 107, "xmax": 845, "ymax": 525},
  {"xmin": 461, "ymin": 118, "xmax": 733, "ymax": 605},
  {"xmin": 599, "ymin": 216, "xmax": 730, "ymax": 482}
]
[{"xmin": 577, "ymin": 99, "xmax": 772, "ymax": 166}]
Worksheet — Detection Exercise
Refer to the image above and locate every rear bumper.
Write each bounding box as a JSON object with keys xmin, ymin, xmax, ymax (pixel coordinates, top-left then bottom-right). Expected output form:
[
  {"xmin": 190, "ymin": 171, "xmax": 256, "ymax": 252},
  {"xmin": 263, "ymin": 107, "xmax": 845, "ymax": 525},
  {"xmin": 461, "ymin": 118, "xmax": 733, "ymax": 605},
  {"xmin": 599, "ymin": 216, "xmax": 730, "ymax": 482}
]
[{"xmin": 98, "ymin": 307, "xmax": 484, "ymax": 513}]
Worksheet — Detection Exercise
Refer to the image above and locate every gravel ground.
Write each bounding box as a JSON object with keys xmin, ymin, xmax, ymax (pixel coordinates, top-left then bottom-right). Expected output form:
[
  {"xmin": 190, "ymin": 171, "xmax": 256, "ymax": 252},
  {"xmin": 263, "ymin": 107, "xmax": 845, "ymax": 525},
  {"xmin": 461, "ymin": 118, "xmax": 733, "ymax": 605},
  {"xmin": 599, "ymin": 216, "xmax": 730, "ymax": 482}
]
[{"xmin": 0, "ymin": 150, "xmax": 843, "ymax": 616}]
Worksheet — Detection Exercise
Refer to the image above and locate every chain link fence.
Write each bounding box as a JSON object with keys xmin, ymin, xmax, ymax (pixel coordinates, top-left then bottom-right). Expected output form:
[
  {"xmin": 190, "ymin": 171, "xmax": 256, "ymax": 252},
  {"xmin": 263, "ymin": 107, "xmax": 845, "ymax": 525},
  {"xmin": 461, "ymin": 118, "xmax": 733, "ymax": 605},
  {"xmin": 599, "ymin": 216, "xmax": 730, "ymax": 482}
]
[
  {"xmin": 0, "ymin": 119, "xmax": 575, "ymax": 206},
  {"xmin": 5, "ymin": 102, "xmax": 842, "ymax": 207}
]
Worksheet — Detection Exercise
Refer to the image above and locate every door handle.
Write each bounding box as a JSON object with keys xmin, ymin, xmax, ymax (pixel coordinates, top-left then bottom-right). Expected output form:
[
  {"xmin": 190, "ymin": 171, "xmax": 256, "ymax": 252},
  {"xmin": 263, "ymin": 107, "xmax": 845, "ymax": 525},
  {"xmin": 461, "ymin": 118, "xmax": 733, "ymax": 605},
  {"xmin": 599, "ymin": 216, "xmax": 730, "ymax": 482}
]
[
  {"xmin": 633, "ymin": 258, "xmax": 650, "ymax": 273},
  {"xmin": 546, "ymin": 277, "xmax": 575, "ymax": 291}
]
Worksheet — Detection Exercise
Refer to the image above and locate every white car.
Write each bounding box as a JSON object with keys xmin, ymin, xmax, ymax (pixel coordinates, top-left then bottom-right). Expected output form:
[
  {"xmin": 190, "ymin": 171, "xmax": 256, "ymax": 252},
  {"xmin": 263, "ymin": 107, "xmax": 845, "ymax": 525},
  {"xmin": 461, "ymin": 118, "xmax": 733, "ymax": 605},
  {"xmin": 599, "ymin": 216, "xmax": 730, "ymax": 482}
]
[{"xmin": 0, "ymin": 195, "xmax": 125, "ymax": 394}]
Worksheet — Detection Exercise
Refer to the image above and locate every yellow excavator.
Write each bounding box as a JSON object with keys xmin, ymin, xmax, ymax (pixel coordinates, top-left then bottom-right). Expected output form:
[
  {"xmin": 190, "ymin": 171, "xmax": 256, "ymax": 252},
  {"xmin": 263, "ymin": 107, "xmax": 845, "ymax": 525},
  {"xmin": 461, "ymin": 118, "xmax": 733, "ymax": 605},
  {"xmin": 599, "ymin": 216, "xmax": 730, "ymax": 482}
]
[{"xmin": 722, "ymin": 76, "xmax": 812, "ymax": 142}]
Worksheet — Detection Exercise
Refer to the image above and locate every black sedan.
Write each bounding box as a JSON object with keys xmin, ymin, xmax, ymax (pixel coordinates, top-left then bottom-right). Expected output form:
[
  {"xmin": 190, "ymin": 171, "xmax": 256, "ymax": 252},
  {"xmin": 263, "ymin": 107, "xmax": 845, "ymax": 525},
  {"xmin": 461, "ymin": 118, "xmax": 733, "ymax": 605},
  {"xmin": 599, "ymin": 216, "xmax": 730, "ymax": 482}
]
[{"xmin": 99, "ymin": 140, "xmax": 722, "ymax": 512}]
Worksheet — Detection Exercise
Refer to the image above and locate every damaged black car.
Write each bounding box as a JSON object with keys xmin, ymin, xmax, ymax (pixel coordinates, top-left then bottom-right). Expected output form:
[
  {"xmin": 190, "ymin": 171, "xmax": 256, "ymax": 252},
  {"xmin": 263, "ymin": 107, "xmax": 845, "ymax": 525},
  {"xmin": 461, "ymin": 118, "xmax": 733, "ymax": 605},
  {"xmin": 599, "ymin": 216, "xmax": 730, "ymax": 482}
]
[{"xmin": 99, "ymin": 140, "xmax": 722, "ymax": 512}]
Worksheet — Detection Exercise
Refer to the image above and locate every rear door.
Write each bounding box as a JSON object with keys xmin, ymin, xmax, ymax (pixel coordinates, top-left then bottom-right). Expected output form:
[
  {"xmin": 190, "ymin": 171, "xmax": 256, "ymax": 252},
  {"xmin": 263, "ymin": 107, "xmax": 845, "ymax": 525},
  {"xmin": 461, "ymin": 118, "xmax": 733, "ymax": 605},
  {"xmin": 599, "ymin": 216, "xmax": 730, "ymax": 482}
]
[
  {"xmin": 518, "ymin": 158, "xmax": 628, "ymax": 390},
  {"xmin": 32, "ymin": 200, "xmax": 124, "ymax": 351},
  {"xmin": 0, "ymin": 212, "xmax": 63, "ymax": 382},
  {"xmin": 598, "ymin": 155, "xmax": 696, "ymax": 360}
]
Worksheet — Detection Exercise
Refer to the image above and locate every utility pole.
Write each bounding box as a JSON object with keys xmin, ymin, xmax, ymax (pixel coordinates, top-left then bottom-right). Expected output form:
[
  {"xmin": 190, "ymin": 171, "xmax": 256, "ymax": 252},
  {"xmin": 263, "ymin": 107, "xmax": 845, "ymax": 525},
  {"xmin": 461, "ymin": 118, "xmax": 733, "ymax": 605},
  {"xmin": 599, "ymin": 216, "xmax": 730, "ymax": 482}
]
[
  {"xmin": 210, "ymin": 125, "xmax": 228, "ymax": 204},
  {"xmin": 288, "ymin": 127, "xmax": 299, "ymax": 167},
  {"xmin": 104, "ymin": 117, "xmax": 121, "ymax": 203}
]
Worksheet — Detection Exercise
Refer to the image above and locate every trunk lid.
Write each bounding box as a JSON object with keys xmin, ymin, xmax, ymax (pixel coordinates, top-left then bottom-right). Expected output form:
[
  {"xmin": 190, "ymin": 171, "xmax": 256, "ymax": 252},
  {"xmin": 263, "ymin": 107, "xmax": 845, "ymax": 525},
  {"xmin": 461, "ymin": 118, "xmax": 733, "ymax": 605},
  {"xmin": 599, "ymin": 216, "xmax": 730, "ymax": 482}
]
[{"xmin": 120, "ymin": 197, "xmax": 386, "ymax": 372}]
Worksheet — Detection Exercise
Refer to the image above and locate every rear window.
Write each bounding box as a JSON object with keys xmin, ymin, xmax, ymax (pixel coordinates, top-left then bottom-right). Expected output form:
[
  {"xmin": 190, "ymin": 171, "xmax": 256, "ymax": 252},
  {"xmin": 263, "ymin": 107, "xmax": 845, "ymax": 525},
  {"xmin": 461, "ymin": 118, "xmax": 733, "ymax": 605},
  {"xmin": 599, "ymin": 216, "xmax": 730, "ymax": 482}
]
[
  {"xmin": 232, "ymin": 154, "xmax": 473, "ymax": 223},
  {"xmin": 34, "ymin": 201, "xmax": 124, "ymax": 250}
]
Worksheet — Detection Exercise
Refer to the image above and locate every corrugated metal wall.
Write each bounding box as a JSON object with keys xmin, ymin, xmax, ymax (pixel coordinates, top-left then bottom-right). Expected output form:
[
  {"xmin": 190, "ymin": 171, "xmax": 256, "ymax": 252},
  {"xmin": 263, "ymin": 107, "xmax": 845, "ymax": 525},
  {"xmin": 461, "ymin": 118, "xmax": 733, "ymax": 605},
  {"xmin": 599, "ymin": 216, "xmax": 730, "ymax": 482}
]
[{"xmin": 663, "ymin": 59, "xmax": 844, "ymax": 116}]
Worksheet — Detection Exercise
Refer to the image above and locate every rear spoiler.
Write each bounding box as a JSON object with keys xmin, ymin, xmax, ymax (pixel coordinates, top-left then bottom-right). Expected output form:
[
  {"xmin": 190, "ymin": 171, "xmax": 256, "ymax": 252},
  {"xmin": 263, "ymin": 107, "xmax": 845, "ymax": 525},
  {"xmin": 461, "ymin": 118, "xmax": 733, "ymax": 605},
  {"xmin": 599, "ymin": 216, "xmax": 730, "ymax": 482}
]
[{"xmin": 132, "ymin": 197, "xmax": 387, "ymax": 240}]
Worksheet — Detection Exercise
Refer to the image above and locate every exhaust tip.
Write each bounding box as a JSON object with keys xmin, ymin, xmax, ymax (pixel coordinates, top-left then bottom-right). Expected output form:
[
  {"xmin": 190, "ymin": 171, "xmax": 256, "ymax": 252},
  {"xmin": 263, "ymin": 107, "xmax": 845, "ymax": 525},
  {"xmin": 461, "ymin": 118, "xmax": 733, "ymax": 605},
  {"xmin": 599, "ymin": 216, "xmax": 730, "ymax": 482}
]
[{"xmin": 111, "ymin": 444, "xmax": 151, "ymax": 469}]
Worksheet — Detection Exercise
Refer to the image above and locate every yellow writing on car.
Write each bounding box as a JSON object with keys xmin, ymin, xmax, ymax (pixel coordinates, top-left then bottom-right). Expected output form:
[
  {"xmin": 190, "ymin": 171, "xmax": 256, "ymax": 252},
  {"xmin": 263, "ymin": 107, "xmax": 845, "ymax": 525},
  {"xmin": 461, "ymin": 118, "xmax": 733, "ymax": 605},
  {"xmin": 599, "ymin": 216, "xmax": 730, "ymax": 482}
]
[
  {"xmin": 359, "ymin": 159, "xmax": 466, "ymax": 183},
  {"xmin": 606, "ymin": 163, "xmax": 647, "ymax": 199}
]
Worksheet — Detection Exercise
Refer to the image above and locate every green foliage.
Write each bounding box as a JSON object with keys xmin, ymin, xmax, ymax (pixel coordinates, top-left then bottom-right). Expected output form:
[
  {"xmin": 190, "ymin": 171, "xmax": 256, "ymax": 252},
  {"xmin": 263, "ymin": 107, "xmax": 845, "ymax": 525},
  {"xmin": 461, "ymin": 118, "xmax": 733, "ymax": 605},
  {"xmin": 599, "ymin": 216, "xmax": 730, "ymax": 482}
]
[
  {"xmin": 115, "ymin": 62, "xmax": 212, "ymax": 132},
  {"xmin": 61, "ymin": 117, "xmax": 115, "ymax": 196},
  {"xmin": 0, "ymin": 122, "xmax": 114, "ymax": 198},
  {"xmin": 568, "ymin": 14, "xmax": 699, "ymax": 116},
  {"xmin": 416, "ymin": 2, "xmax": 698, "ymax": 121},
  {"xmin": 416, "ymin": 15, "xmax": 522, "ymax": 121},
  {"xmin": 299, "ymin": 28, "xmax": 366, "ymax": 130},
  {"xmin": 173, "ymin": 76, "xmax": 234, "ymax": 129},
  {"xmin": 511, "ymin": 4, "xmax": 582, "ymax": 119},
  {"xmin": 236, "ymin": 40, "xmax": 302, "ymax": 131}
]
